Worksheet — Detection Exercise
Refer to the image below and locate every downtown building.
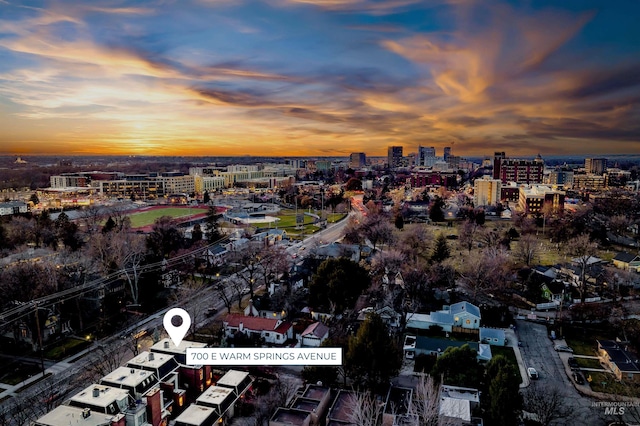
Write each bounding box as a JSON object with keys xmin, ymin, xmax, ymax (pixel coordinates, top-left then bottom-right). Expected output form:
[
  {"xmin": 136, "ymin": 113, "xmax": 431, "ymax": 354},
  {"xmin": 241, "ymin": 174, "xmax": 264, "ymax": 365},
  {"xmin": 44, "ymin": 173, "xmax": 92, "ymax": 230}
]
[
  {"xmin": 493, "ymin": 152, "xmax": 544, "ymax": 184},
  {"xmin": 518, "ymin": 185, "xmax": 565, "ymax": 214},
  {"xmin": 473, "ymin": 176, "xmax": 502, "ymax": 207},
  {"xmin": 387, "ymin": 146, "xmax": 403, "ymax": 168},
  {"xmin": 349, "ymin": 152, "xmax": 366, "ymax": 168}
]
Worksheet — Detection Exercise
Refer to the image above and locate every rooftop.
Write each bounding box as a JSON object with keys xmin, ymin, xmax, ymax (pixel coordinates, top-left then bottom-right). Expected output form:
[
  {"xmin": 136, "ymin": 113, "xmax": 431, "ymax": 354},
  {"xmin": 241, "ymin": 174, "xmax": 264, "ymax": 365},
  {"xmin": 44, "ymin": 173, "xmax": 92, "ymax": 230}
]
[
  {"xmin": 127, "ymin": 351, "xmax": 175, "ymax": 370},
  {"xmin": 216, "ymin": 369, "xmax": 250, "ymax": 388},
  {"xmin": 100, "ymin": 366, "xmax": 156, "ymax": 389},
  {"xmin": 175, "ymin": 404, "xmax": 219, "ymax": 426},
  {"xmin": 150, "ymin": 338, "xmax": 207, "ymax": 355},
  {"xmin": 301, "ymin": 384, "xmax": 330, "ymax": 401},
  {"xmin": 328, "ymin": 390, "xmax": 356, "ymax": 422},
  {"xmin": 70, "ymin": 384, "xmax": 129, "ymax": 409},
  {"xmin": 35, "ymin": 406, "xmax": 122, "ymax": 426},
  {"xmin": 195, "ymin": 385, "xmax": 235, "ymax": 407},
  {"xmin": 270, "ymin": 408, "xmax": 311, "ymax": 425}
]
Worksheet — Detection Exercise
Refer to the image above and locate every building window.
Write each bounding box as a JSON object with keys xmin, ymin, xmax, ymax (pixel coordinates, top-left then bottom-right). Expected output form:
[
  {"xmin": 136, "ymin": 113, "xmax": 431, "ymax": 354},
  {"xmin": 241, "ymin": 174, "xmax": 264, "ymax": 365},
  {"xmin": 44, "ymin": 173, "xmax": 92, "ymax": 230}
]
[
  {"xmin": 265, "ymin": 332, "xmax": 270, "ymax": 337},
  {"xmin": 466, "ymin": 319, "xmax": 471, "ymax": 325}
]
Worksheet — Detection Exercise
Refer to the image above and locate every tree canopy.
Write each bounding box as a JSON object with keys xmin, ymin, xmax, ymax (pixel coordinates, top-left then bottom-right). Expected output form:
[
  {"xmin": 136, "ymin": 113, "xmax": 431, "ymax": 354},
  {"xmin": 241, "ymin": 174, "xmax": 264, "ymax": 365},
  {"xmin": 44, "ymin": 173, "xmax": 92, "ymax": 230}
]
[{"xmin": 309, "ymin": 258, "xmax": 370, "ymax": 313}]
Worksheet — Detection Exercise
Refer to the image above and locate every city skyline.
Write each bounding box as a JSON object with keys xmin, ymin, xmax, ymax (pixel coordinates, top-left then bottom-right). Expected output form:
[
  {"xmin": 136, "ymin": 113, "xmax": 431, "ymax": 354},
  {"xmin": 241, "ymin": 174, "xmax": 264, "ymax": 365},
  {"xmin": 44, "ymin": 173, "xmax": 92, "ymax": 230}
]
[{"xmin": 0, "ymin": 0, "xmax": 639, "ymax": 157}]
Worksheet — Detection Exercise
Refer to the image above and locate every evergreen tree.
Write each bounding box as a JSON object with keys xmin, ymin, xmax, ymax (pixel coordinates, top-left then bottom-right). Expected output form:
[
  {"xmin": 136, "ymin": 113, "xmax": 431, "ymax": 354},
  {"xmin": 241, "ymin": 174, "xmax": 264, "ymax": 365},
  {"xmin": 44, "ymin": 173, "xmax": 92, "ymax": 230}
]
[
  {"xmin": 191, "ymin": 223, "xmax": 203, "ymax": 244},
  {"xmin": 102, "ymin": 216, "xmax": 116, "ymax": 233},
  {"xmin": 429, "ymin": 196, "xmax": 445, "ymax": 222},
  {"xmin": 203, "ymin": 191, "xmax": 211, "ymax": 204},
  {"xmin": 394, "ymin": 213, "xmax": 404, "ymax": 230},
  {"xmin": 346, "ymin": 313, "xmax": 402, "ymax": 392},
  {"xmin": 431, "ymin": 233, "xmax": 450, "ymax": 262},
  {"xmin": 431, "ymin": 344, "xmax": 483, "ymax": 388},
  {"xmin": 487, "ymin": 360, "xmax": 522, "ymax": 426},
  {"xmin": 205, "ymin": 206, "xmax": 222, "ymax": 242}
]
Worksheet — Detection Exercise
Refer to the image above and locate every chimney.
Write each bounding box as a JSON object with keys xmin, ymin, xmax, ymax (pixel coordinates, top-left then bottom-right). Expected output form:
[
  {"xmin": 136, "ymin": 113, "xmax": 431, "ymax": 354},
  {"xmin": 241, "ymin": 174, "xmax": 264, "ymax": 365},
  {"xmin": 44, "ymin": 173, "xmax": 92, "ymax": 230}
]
[
  {"xmin": 82, "ymin": 408, "xmax": 91, "ymax": 419},
  {"xmin": 146, "ymin": 388, "xmax": 162, "ymax": 426},
  {"xmin": 164, "ymin": 341, "xmax": 170, "ymax": 349},
  {"xmin": 92, "ymin": 388, "xmax": 100, "ymax": 398},
  {"xmin": 149, "ymin": 353, "xmax": 155, "ymax": 361}
]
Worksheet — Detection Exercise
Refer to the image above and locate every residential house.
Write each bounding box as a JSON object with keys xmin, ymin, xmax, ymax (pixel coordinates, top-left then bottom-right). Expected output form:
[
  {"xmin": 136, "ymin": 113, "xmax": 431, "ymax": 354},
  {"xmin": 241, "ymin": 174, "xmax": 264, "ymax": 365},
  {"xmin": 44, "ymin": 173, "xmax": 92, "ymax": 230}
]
[
  {"xmin": 597, "ymin": 340, "xmax": 640, "ymax": 383},
  {"xmin": 357, "ymin": 306, "xmax": 401, "ymax": 329},
  {"xmin": 223, "ymin": 314, "xmax": 293, "ymax": 345},
  {"xmin": 406, "ymin": 302, "xmax": 482, "ymax": 333},
  {"xmin": 0, "ymin": 201, "xmax": 28, "ymax": 216},
  {"xmin": 479, "ymin": 328, "xmax": 506, "ymax": 346},
  {"xmin": 613, "ymin": 252, "xmax": 640, "ymax": 273},
  {"xmin": 439, "ymin": 385, "xmax": 483, "ymax": 426},
  {"xmin": 413, "ymin": 337, "xmax": 492, "ymax": 362},
  {"xmin": 300, "ymin": 322, "xmax": 330, "ymax": 347},
  {"xmin": 541, "ymin": 281, "xmax": 567, "ymax": 304}
]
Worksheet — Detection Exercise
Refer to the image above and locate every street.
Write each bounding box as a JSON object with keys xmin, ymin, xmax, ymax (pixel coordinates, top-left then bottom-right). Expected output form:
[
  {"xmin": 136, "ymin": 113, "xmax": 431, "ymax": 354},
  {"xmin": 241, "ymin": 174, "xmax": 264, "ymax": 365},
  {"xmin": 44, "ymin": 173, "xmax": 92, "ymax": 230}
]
[{"xmin": 516, "ymin": 319, "xmax": 611, "ymax": 425}]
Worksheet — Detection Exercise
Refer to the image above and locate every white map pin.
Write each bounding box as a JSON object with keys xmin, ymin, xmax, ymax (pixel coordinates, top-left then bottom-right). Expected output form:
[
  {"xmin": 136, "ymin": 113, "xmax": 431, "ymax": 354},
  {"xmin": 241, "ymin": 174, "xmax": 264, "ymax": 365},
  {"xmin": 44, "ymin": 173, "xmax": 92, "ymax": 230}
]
[{"xmin": 163, "ymin": 308, "xmax": 191, "ymax": 347}]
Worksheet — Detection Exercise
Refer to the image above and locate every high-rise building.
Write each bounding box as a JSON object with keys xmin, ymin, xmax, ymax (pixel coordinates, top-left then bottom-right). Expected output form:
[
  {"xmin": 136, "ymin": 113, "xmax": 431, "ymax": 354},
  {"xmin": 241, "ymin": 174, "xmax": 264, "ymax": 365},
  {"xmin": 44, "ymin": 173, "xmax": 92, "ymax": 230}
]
[
  {"xmin": 349, "ymin": 152, "xmax": 366, "ymax": 168},
  {"xmin": 493, "ymin": 152, "xmax": 544, "ymax": 184},
  {"xmin": 418, "ymin": 146, "xmax": 436, "ymax": 166},
  {"xmin": 585, "ymin": 158, "xmax": 607, "ymax": 175},
  {"xmin": 493, "ymin": 152, "xmax": 506, "ymax": 179},
  {"xmin": 545, "ymin": 170, "xmax": 574, "ymax": 187},
  {"xmin": 473, "ymin": 176, "xmax": 502, "ymax": 206},
  {"xmin": 387, "ymin": 146, "xmax": 403, "ymax": 168},
  {"xmin": 443, "ymin": 146, "xmax": 452, "ymax": 161}
]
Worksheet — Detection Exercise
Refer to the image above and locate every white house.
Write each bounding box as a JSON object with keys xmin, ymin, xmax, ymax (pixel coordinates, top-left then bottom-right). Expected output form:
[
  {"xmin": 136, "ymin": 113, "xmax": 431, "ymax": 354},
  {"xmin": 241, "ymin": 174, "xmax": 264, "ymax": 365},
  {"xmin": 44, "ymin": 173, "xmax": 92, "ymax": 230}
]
[
  {"xmin": 0, "ymin": 201, "xmax": 28, "ymax": 216},
  {"xmin": 405, "ymin": 301, "xmax": 481, "ymax": 332},
  {"xmin": 300, "ymin": 322, "xmax": 329, "ymax": 347}
]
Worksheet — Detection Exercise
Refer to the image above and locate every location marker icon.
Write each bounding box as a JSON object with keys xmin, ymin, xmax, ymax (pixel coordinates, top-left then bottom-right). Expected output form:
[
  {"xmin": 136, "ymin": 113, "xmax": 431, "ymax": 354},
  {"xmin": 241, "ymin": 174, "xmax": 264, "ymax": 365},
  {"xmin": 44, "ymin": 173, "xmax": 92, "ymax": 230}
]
[{"xmin": 163, "ymin": 308, "xmax": 191, "ymax": 347}]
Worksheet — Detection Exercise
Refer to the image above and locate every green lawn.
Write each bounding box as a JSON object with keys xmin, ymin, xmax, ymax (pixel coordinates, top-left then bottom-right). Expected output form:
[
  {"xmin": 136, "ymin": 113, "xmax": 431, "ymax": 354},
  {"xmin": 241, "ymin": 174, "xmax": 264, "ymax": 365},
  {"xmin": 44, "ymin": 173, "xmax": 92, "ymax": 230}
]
[
  {"xmin": 587, "ymin": 371, "xmax": 640, "ymax": 397},
  {"xmin": 565, "ymin": 338, "xmax": 598, "ymax": 356},
  {"xmin": 576, "ymin": 357, "xmax": 603, "ymax": 369},
  {"xmin": 44, "ymin": 337, "xmax": 91, "ymax": 360},
  {"xmin": 327, "ymin": 213, "xmax": 347, "ymax": 223},
  {"xmin": 492, "ymin": 346, "xmax": 523, "ymax": 384},
  {"xmin": 127, "ymin": 207, "xmax": 207, "ymax": 228},
  {"xmin": 0, "ymin": 363, "xmax": 42, "ymax": 385}
]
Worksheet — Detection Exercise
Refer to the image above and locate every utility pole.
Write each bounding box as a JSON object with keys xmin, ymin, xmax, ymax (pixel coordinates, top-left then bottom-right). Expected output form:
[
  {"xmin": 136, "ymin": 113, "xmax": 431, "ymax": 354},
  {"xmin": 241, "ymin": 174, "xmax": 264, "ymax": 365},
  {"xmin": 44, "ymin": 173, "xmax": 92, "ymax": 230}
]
[{"xmin": 34, "ymin": 303, "xmax": 45, "ymax": 377}]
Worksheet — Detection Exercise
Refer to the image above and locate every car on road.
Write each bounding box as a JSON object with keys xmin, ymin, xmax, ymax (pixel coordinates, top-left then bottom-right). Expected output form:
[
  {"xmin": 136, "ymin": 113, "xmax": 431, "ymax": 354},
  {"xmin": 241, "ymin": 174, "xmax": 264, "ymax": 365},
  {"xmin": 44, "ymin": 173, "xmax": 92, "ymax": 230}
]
[
  {"xmin": 528, "ymin": 367, "xmax": 539, "ymax": 380},
  {"xmin": 554, "ymin": 344, "xmax": 574, "ymax": 353},
  {"xmin": 205, "ymin": 307, "xmax": 218, "ymax": 317},
  {"xmin": 572, "ymin": 371, "xmax": 585, "ymax": 385},
  {"xmin": 567, "ymin": 357, "xmax": 579, "ymax": 369}
]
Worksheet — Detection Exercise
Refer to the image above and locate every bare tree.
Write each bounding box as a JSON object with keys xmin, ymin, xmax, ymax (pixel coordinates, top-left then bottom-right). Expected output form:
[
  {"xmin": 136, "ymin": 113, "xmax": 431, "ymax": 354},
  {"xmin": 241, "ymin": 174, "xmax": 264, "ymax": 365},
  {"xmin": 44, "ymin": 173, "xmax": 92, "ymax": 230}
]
[
  {"xmin": 79, "ymin": 341, "xmax": 127, "ymax": 383},
  {"xmin": 458, "ymin": 220, "xmax": 479, "ymax": 253},
  {"xmin": 171, "ymin": 277, "xmax": 207, "ymax": 339},
  {"xmin": 514, "ymin": 234, "xmax": 540, "ymax": 266},
  {"xmin": 229, "ymin": 242, "xmax": 264, "ymax": 300},
  {"xmin": 459, "ymin": 249, "xmax": 511, "ymax": 302},
  {"xmin": 252, "ymin": 377, "xmax": 301, "ymax": 426},
  {"xmin": 347, "ymin": 392, "xmax": 384, "ymax": 426},
  {"xmin": 407, "ymin": 375, "xmax": 461, "ymax": 426},
  {"xmin": 522, "ymin": 384, "xmax": 571, "ymax": 426},
  {"xmin": 399, "ymin": 224, "xmax": 432, "ymax": 263},
  {"xmin": 568, "ymin": 233, "xmax": 598, "ymax": 304}
]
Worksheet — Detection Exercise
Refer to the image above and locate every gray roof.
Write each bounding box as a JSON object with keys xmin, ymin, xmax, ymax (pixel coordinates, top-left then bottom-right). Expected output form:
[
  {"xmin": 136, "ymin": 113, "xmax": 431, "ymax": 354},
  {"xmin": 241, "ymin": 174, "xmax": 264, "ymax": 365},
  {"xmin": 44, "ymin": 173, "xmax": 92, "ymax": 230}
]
[
  {"xmin": 614, "ymin": 252, "xmax": 639, "ymax": 263},
  {"xmin": 449, "ymin": 302, "xmax": 481, "ymax": 318},
  {"xmin": 415, "ymin": 337, "xmax": 479, "ymax": 353},
  {"xmin": 479, "ymin": 328, "xmax": 505, "ymax": 340}
]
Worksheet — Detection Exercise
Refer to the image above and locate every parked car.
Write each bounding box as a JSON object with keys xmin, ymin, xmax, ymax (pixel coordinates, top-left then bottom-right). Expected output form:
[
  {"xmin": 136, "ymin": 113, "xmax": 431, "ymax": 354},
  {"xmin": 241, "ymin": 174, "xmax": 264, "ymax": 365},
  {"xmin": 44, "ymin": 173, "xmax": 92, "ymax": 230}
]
[
  {"xmin": 554, "ymin": 345, "xmax": 574, "ymax": 353},
  {"xmin": 572, "ymin": 371, "xmax": 585, "ymax": 385},
  {"xmin": 528, "ymin": 367, "xmax": 539, "ymax": 380},
  {"xmin": 567, "ymin": 357, "xmax": 579, "ymax": 369},
  {"xmin": 205, "ymin": 307, "xmax": 218, "ymax": 317}
]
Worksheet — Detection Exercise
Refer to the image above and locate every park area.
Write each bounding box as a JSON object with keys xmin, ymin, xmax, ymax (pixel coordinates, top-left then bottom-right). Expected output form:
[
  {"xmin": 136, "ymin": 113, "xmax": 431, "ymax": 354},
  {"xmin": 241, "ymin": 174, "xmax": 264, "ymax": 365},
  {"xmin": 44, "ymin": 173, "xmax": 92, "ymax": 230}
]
[{"xmin": 125, "ymin": 206, "xmax": 209, "ymax": 229}]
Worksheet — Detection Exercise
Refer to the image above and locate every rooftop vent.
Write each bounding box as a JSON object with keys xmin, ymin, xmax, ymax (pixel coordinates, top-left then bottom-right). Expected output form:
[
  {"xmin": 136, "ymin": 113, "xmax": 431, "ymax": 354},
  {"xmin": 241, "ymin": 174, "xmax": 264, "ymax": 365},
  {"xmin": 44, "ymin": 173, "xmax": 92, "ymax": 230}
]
[
  {"xmin": 92, "ymin": 388, "xmax": 100, "ymax": 398},
  {"xmin": 82, "ymin": 408, "xmax": 91, "ymax": 419},
  {"xmin": 149, "ymin": 353, "xmax": 155, "ymax": 361},
  {"xmin": 164, "ymin": 341, "xmax": 170, "ymax": 349}
]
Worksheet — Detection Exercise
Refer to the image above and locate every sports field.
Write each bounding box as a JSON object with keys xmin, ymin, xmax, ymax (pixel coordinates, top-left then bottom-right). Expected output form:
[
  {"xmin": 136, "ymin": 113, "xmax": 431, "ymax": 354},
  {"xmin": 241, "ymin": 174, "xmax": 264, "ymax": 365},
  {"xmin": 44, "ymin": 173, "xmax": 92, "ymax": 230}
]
[{"xmin": 127, "ymin": 206, "xmax": 208, "ymax": 228}]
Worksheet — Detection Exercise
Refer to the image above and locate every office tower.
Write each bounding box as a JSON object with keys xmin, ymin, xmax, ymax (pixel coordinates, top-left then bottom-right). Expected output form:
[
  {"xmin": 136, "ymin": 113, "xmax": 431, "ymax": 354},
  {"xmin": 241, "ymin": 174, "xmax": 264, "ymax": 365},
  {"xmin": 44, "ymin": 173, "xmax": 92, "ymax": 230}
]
[
  {"xmin": 387, "ymin": 146, "xmax": 403, "ymax": 168},
  {"xmin": 493, "ymin": 151, "xmax": 506, "ymax": 179},
  {"xmin": 474, "ymin": 176, "xmax": 502, "ymax": 206},
  {"xmin": 585, "ymin": 158, "xmax": 607, "ymax": 175},
  {"xmin": 349, "ymin": 152, "xmax": 366, "ymax": 168},
  {"xmin": 443, "ymin": 146, "xmax": 451, "ymax": 161},
  {"xmin": 418, "ymin": 146, "xmax": 436, "ymax": 166}
]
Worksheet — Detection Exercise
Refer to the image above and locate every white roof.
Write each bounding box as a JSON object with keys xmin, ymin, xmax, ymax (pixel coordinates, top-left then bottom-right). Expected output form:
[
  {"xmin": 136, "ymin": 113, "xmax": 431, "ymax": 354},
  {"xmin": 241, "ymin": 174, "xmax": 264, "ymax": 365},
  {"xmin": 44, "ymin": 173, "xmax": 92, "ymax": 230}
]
[
  {"xmin": 71, "ymin": 385, "xmax": 129, "ymax": 408},
  {"xmin": 101, "ymin": 366, "xmax": 155, "ymax": 388},
  {"xmin": 440, "ymin": 397, "xmax": 471, "ymax": 422},
  {"xmin": 175, "ymin": 404, "xmax": 219, "ymax": 426},
  {"xmin": 196, "ymin": 385, "xmax": 234, "ymax": 407},
  {"xmin": 35, "ymin": 405, "xmax": 118, "ymax": 426},
  {"xmin": 127, "ymin": 351, "xmax": 174, "ymax": 370},
  {"xmin": 217, "ymin": 369, "xmax": 250, "ymax": 388},
  {"xmin": 150, "ymin": 338, "xmax": 207, "ymax": 355}
]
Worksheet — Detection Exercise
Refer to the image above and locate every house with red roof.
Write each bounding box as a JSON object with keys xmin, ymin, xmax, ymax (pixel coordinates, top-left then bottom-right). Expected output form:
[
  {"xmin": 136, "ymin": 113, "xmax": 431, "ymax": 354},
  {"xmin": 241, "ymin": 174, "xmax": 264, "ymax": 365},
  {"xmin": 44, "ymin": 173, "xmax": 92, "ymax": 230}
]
[
  {"xmin": 223, "ymin": 314, "xmax": 293, "ymax": 346},
  {"xmin": 300, "ymin": 322, "xmax": 330, "ymax": 347}
]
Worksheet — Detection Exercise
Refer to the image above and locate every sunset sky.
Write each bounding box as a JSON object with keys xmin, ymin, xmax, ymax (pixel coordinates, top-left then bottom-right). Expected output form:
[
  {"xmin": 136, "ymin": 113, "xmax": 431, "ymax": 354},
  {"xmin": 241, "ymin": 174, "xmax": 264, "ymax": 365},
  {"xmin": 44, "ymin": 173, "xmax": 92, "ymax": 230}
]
[{"xmin": 0, "ymin": 0, "xmax": 639, "ymax": 157}]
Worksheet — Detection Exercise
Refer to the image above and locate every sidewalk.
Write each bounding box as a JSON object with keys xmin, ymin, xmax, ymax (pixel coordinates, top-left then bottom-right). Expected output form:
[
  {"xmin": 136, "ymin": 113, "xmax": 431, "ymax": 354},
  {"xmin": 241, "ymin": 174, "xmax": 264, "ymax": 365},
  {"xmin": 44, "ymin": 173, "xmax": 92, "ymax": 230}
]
[
  {"xmin": 504, "ymin": 327, "xmax": 530, "ymax": 388},
  {"xmin": 0, "ymin": 341, "xmax": 98, "ymax": 401}
]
